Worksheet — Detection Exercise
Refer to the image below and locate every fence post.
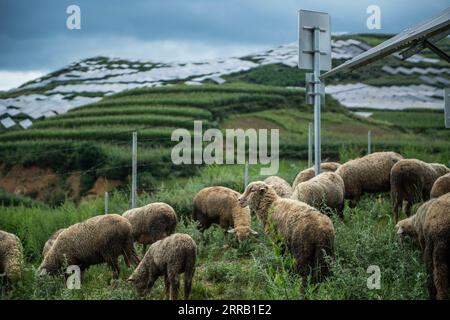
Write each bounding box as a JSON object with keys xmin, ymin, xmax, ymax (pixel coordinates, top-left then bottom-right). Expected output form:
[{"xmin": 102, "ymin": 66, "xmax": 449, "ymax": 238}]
[
  {"xmin": 308, "ymin": 122, "xmax": 313, "ymax": 168},
  {"xmin": 131, "ymin": 132, "xmax": 137, "ymax": 208},
  {"xmin": 244, "ymin": 161, "xmax": 249, "ymax": 190},
  {"xmin": 104, "ymin": 192, "xmax": 108, "ymax": 214},
  {"xmin": 368, "ymin": 130, "xmax": 372, "ymax": 155}
]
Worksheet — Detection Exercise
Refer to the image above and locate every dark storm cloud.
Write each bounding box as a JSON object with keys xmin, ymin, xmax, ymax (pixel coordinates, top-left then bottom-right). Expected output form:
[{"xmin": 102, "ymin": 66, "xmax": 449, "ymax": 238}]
[{"xmin": 0, "ymin": 0, "xmax": 448, "ymax": 70}]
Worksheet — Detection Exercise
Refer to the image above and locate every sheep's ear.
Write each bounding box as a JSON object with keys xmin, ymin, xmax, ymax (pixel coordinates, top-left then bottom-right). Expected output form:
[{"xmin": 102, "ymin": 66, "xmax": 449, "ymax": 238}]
[
  {"xmin": 227, "ymin": 228, "xmax": 236, "ymax": 234},
  {"xmin": 250, "ymin": 229, "xmax": 258, "ymax": 235}
]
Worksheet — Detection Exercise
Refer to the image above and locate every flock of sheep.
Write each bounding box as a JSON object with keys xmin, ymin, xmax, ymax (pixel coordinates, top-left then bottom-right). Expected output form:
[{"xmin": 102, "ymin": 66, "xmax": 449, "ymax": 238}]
[{"xmin": 1, "ymin": 151, "xmax": 450, "ymax": 300}]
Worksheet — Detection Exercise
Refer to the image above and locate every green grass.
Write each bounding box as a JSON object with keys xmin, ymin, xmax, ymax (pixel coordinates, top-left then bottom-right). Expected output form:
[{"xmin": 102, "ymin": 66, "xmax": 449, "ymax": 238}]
[
  {"xmin": 370, "ymin": 110, "xmax": 445, "ymax": 130},
  {"xmin": 0, "ymin": 162, "xmax": 428, "ymax": 300}
]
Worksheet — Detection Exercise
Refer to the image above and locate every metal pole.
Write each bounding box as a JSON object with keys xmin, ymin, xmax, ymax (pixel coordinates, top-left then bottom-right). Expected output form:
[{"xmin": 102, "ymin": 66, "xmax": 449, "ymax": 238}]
[
  {"xmin": 131, "ymin": 132, "xmax": 137, "ymax": 208},
  {"xmin": 313, "ymin": 27, "xmax": 321, "ymax": 176},
  {"xmin": 104, "ymin": 192, "xmax": 108, "ymax": 214},
  {"xmin": 244, "ymin": 161, "xmax": 249, "ymax": 189},
  {"xmin": 308, "ymin": 122, "xmax": 313, "ymax": 168},
  {"xmin": 368, "ymin": 130, "xmax": 372, "ymax": 155}
]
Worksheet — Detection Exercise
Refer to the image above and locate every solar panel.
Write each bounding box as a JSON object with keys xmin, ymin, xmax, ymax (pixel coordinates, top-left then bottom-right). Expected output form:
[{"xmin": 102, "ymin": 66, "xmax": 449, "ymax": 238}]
[{"xmin": 322, "ymin": 7, "xmax": 450, "ymax": 79}]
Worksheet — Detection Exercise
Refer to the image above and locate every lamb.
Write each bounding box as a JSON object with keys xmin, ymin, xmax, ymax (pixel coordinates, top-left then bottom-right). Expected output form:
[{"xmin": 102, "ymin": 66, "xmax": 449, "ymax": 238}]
[
  {"xmin": 336, "ymin": 151, "xmax": 403, "ymax": 207},
  {"xmin": 128, "ymin": 233, "xmax": 197, "ymax": 300},
  {"xmin": 192, "ymin": 186, "xmax": 257, "ymax": 241},
  {"xmin": 123, "ymin": 202, "xmax": 177, "ymax": 253},
  {"xmin": 238, "ymin": 181, "xmax": 335, "ymax": 291},
  {"xmin": 263, "ymin": 176, "xmax": 293, "ymax": 198},
  {"xmin": 391, "ymin": 159, "xmax": 450, "ymax": 222},
  {"xmin": 291, "ymin": 172, "xmax": 345, "ymax": 218},
  {"xmin": 0, "ymin": 230, "xmax": 23, "ymax": 286},
  {"xmin": 38, "ymin": 214, "xmax": 140, "ymax": 281},
  {"xmin": 396, "ymin": 193, "xmax": 450, "ymax": 299},
  {"xmin": 430, "ymin": 172, "xmax": 450, "ymax": 199},
  {"xmin": 292, "ymin": 162, "xmax": 341, "ymax": 189},
  {"xmin": 42, "ymin": 228, "xmax": 65, "ymax": 258}
]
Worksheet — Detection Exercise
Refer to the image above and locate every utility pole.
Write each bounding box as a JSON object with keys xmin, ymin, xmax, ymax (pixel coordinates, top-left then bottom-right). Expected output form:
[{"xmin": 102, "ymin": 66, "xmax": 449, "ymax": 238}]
[{"xmin": 131, "ymin": 132, "xmax": 137, "ymax": 208}]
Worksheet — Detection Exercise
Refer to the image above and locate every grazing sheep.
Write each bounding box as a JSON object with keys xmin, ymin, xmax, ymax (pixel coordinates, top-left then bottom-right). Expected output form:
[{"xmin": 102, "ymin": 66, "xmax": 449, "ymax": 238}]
[
  {"xmin": 391, "ymin": 159, "xmax": 450, "ymax": 222},
  {"xmin": 291, "ymin": 172, "xmax": 345, "ymax": 218},
  {"xmin": 430, "ymin": 173, "xmax": 450, "ymax": 199},
  {"xmin": 336, "ymin": 151, "xmax": 403, "ymax": 207},
  {"xmin": 192, "ymin": 186, "xmax": 257, "ymax": 241},
  {"xmin": 0, "ymin": 230, "xmax": 23, "ymax": 286},
  {"xmin": 239, "ymin": 181, "xmax": 335, "ymax": 290},
  {"xmin": 128, "ymin": 233, "xmax": 196, "ymax": 300},
  {"xmin": 396, "ymin": 193, "xmax": 450, "ymax": 299},
  {"xmin": 38, "ymin": 214, "xmax": 140, "ymax": 281},
  {"xmin": 292, "ymin": 162, "xmax": 341, "ymax": 189},
  {"xmin": 123, "ymin": 202, "xmax": 177, "ymax": 253},
  {"xmin": 42, "ymin": 228, "xmax": 65, "ymax": 258},
  {"xmin": 264, "ymin": 176, "xmax": 293, "ymax": 198}
]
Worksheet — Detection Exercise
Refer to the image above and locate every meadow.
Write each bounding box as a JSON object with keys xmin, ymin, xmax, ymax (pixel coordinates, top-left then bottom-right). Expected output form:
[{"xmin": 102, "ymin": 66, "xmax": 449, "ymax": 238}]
[
  {"xmin": 0, "ymin": 161, "xmax": 428, "ymax": 300},
  {"xmin": 1, "ymin": 33, "xmax": 449, "ymax": 299}
]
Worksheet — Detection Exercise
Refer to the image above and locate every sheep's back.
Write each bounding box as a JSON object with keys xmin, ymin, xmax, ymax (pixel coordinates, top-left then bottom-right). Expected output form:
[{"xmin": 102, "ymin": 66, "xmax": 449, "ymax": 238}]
[{"xmin": 431, "ymin": 173, "xmax": 450, "ymax": 198}]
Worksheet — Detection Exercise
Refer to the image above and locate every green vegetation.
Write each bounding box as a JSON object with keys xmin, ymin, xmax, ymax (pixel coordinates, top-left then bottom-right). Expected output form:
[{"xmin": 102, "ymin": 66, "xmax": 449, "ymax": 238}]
[{"xmin": 0, "ymin": 162, "xmax": 427, "ymax": 300}]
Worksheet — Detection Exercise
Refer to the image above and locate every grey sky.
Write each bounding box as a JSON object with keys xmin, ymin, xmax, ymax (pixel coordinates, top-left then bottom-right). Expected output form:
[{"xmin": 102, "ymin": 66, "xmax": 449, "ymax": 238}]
[{"xmin": 0, "ymin": 0, "xmax": 448, "ymax": 72}]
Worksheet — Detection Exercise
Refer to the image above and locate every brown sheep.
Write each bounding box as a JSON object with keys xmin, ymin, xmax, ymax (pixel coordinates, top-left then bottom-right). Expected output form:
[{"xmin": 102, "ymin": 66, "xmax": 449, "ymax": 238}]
[
  {"xmin": 42, "ymin": 228, "xmax": 65, "ymax": 258},
  {"xmin": 192, "ymin": 186, "xmax": 257, "ymax": 241},
  {"xmin": 396, "ymin": 193, "xmax": 450, "ymax": 299},
  {"xmin": 430, "ymin": 172, "xmax": 450, "ymax": 199},
  {"xmin": 38, "ymin": 214, "xmax": 140, "ymax": 282},
  {"xmin": 291, "ymin": 172, "xmax": 345, "ymax": 218},
  {"xmin": 123, "ymin": 202, "xmax": 177, "ymax": 253},
  {"xmin": 391, "ymin": 159, "xmax": 450, "ymax": 222},
  {"xmin": 128, "ymin": 233, "xmax": 196, "ymax": 300},
  {"xmin": 264, "ymin": 176, "xmax": 293, "ymax": 198},
  {"xmin": 238, "ymin": 181, "xmax": 335, "ymax": 291},
  {"xmin": 336, "ymin": 151, "xmax": 403, "ymax": 208},
  {"xmin": 292, "ymin": 162, "xmax": 341, "ymax": 189},
  {"xmin": 0, "ymin": 230, "xmax": 23, "ymax": 287}
]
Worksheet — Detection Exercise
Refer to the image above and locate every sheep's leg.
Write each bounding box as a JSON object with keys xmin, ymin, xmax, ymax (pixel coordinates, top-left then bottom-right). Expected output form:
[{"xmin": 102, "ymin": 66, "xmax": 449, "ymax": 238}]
[
  {"xmin": 184, "ymin": 258, "xmax": 195, "ymax": 300},
  {"xmin": 169, "ymin": 274, "xmax": 180, "ymax": 300},
  {"xmin": 405, "ymin": 200, "xmax": 413, "ymax": 217},
  {"xmin": 164, "ymin": 274, "xmax": 170, "ymax": 300},
  {"xmin": 109, "ymin": 258, "xmax": 120, "ymax": 287},
  {"xmin": 433, "ymin": 242, "xmax": 448, "ymax": 300},
  {"xmin": 424, "ymin": 243, "xmax": 437, "ymax": 300},
  {"xmin": 392, "ymin": 195, "xmax": 400, "ymax": 223}
]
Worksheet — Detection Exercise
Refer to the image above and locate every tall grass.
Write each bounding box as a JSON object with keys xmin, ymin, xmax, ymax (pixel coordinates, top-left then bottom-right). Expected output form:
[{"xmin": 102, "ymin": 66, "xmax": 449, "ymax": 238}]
[{"xmin": 0, "ymin": 164, "xmax": 428, "ymax": 300}]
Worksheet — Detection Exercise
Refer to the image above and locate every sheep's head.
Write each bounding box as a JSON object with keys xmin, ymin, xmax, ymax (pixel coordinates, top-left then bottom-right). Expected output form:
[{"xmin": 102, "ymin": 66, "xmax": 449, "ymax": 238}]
[
  {"xmin": 227, "ymin": 226, "xmax": 258, "ymax": 241},
  {"xmin": 395, "ymin": 216, "xmax": 417, "ymax": 243},
  {"xmin": 239, "ymin": 181, "xmax": 271, "ymax": 208}
]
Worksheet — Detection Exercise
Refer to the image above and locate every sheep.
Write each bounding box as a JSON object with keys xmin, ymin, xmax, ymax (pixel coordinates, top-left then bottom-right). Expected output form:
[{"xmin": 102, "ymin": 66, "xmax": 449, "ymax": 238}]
[
  {"xmin": 238, "ymin": 181, "xmax": 335, "ymax": 291},
  {"xmin": 336, "ymin": 151, "xmax": 403, "ymax": 208},
  {"xmin": 391, "ymin": 159, "xmax": 450, "ymax": 222},
  {"xmin": 0, "ymin": 230, "xmax": 23, "ymax": 287},
  {"xmin": 396, "ymin": 193, "xmax": 450, "ymax": 299},
  {"xmin": 263, "ymin": 176, "xmax": 293, "ymax": 198},
  {"xmin": 192, "ymin": 186, "xmax": 257, "ymax": 241},
  {"xmin": 128, "ymin": 233, "xmax": 196, "ymax": 300},
  {"xmin": 38, "ymin": 214, "xmax": 140, "ymax": 282},
  {"xmin": 292, "ymin": 162, "xmax": 341, "ymax": 189},
  {"xmin": 123, "ymin": 202, "xmax": 177, "ymax": 253},
  {"xmin": 430, "ymin": 172, "xmax": 450, "ymax": 199},
  {"xmin": 42, "ymin": 228, "xmax": 65, "ymax": 258},
  {"xmin": 291, "ymin": 172, "xmax": 345, "ymax": 218}
]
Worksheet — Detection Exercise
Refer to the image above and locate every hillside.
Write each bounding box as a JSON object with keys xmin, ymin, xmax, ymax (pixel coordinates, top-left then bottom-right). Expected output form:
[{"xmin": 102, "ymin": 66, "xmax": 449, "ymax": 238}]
[
  {"xmin": 0, "ymin": 33, "xmax": 449, "ymax": 204},
  {"xmin": 1, "ymin": 33, "xmax": 449, "ymax": 301}
]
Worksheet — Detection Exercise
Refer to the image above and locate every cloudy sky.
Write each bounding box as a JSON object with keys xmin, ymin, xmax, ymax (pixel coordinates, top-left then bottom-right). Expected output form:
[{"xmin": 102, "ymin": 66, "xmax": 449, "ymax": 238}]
[{"xmin": 0, "ymin": 0, "xmax": 448, "ymax": 90}]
